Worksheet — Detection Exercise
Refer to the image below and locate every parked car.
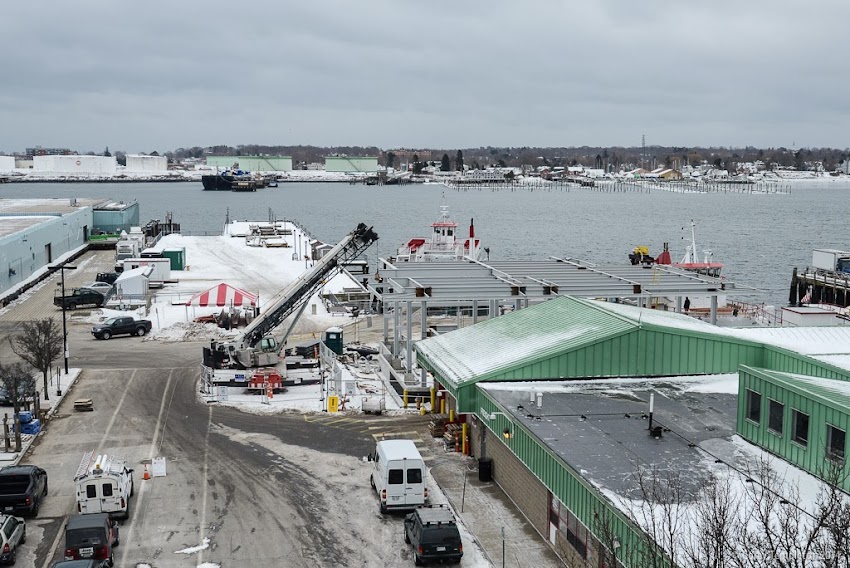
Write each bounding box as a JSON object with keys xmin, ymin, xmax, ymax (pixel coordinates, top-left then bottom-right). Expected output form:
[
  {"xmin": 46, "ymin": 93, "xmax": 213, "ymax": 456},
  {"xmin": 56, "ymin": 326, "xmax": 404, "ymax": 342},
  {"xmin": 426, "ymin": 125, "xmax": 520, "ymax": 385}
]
[
  {"xmin": 83, "ymin": 282, "xmax": 113, "ymax": 296},
  {"xmin": 0, "ymin": 385, "xmax": 34, "ymax": 406},
  {"xmin": 63, "ymin": 513, "xmax": 118, "ymax": 567},
  {"xmin": 53, "ymin": 288, "xmax": 105, "ymax": 310},
  {"xmin": 0, "ymin": 514, "xmax": 26, "ymax": 565},
  {"xmin": 0, "ymin": 465, "xmax": 48, "ymax": 517},
  {"xmin": 95, "ymin": 272, "xmax": 119, "ymax": 285},
  {"xmin": 403, "ymin": 505, "xmax": 463, "ymax": 566},
  {"xmin": 51, "ymin": 561, "xmax": 103, "ymax": 568},
  {"xmin": 91, "ymin": 317, "xmax": 153, "ymax": 340}
]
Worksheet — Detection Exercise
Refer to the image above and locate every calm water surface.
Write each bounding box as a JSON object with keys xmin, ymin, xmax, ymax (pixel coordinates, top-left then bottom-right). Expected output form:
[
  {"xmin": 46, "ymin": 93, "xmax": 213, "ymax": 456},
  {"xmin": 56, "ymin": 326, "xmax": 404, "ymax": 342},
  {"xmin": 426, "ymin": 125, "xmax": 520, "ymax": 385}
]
[{"xmin": 3, "ymin": 180, "xmax": 848, "ymax": 306}]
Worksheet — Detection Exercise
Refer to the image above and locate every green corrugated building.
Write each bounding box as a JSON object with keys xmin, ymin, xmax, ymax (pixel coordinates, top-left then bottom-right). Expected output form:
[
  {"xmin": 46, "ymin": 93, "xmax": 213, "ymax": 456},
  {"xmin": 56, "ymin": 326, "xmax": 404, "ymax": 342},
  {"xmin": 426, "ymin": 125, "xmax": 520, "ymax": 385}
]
[
  {"xmin": 206, "ymin": 156, "xmax": 292, "ymax": 172},
  {"xmin": 324, "ymin": 156, "xmax": 378, "ymax": 173}
]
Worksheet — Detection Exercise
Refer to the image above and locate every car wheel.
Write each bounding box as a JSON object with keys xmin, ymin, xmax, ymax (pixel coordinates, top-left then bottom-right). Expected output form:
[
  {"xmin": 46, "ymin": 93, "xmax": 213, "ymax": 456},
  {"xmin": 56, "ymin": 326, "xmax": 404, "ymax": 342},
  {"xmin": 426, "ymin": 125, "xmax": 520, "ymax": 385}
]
[
  {"xmin": 108, "ymin": 553, "xmax": 114, "ymax": 567},
  {"xmin": 130, "ymin": 479, "xmax": 134, "ymax": 497},
  {"xmin": 31, "ymin": 499, "xmax": 39, "ymax": 517},
  {"xmin": 404, "ymin": 530, "xmax": 410, "ymax": 544},
  {"xmin": 68, "ymin": 302, "xmax": 76, "ymax": 310},
  {"xmin": 414, "ymin": 553, "xmax": 423, "ymax": 566},
  {"xmin": 21, "ymin": 527, "xmax": 26, "ymax": 544},
  {"xmin": 380, "ymin": 502, "xmax": 387, "ymax": 514},
  {"xmin": 43, "ymin": 481, "xmax": 48, "ymax": 497},
  {"xmin": 102, "ymin": 330, "xmax": 111, "ymax": 340},
  {"xmin": 136, "ymin": 327, "xmax": 146, "ymax": 336},
  {"xmin": 370, "ymin": 476, "xmax": 375, "ymax": 490},
  {"xmin": 8, "ymin": 548, "xmax": 15, "ymax": 565}
]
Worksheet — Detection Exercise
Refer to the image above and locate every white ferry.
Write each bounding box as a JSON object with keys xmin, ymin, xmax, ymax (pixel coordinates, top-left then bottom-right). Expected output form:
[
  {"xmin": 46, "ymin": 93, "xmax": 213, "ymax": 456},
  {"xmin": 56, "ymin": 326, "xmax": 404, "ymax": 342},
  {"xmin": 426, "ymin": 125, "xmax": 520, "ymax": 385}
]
[{"xmin": 388, "ymin": 205, "xmax": 483, "ymax": 264}]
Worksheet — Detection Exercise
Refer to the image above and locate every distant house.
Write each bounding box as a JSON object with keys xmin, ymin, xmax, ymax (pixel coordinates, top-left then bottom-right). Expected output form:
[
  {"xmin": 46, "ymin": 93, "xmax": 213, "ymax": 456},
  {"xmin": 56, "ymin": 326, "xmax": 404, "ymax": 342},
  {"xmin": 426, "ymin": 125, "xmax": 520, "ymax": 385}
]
[
  {"xmin": 626, "ymin": 168, "xmax": 648, "ymax": 178},
  {"xmin": 658, "ymin": 169, "xmax": 683, "ymax": 180}
]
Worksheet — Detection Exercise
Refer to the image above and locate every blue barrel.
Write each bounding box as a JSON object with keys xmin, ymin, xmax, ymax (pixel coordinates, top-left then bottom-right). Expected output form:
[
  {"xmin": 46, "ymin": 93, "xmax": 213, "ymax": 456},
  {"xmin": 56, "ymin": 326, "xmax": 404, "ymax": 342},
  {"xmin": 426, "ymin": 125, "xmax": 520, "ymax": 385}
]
[{"xmin": 16, "ymin": 411, "xmax": 32, "ymax": 424}]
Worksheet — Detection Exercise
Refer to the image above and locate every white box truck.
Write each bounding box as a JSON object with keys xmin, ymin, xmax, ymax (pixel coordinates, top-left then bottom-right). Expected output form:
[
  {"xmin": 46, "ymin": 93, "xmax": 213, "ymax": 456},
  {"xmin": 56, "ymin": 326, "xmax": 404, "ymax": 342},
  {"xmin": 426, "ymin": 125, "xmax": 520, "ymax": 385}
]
[
  {"xmin": 812, "ymin": 249, "xmax": 850, "ymax": 273},
  {"xmin": 370, "ymin": 439, "xmax": 428, "ymax": 513},
  {"xmin": 122, "ymin": 257, "xmax": 171, "ymax": 286},
  {"xmin": 74, "ymin": 451, "xmax": 135, "ymax": 519}
]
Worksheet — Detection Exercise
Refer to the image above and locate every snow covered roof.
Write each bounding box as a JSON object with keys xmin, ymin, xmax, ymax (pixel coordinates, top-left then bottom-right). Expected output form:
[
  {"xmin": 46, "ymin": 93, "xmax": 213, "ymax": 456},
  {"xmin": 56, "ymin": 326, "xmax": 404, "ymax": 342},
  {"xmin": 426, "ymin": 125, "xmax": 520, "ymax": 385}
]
[
  {"xmin": 745, "ymin": 366, "xmax": 850, "ymax": 411},
  {"xmin": 727, "ymin": 326, "xmax": 850, "ymax": 356}
]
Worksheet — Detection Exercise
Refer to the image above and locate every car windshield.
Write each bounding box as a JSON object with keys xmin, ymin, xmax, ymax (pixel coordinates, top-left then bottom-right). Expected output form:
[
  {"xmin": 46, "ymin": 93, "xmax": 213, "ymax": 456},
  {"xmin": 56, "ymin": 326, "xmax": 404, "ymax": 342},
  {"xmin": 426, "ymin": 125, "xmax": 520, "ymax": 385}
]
[
  {"xmin": 66, "ymin": 527, "xmax": 105, "ymax": 547},
  {"xmin": 420, "ymin": 527, "xmax": 460, "ymax": 545},
  {"xmin": 104, "ymin": 318, "xmax": 119, "ymax": 325}
]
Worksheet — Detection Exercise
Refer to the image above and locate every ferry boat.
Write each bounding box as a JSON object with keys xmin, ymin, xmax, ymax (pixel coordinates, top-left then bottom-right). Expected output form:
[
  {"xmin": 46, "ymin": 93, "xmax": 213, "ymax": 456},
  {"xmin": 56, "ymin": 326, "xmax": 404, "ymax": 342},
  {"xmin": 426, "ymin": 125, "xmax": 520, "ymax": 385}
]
[{"xmin": 388, "ymin": 205, "xmax": 483, "ymax": 264}]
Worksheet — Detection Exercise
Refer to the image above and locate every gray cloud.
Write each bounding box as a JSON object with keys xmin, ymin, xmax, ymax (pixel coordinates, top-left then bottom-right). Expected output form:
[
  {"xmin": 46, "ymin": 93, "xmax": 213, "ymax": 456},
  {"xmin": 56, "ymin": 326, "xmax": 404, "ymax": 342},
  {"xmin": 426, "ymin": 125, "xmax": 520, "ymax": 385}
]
[{"xmin": 1, "ymin": 0, "xmax": 848, "ymax": 152}]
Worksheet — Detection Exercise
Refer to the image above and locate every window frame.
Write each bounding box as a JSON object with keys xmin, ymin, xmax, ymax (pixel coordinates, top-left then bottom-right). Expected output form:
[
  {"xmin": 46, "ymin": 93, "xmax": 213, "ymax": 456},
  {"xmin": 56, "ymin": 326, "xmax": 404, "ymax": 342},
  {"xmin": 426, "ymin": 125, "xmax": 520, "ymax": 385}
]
[
  {"xmin": 746, "ymin": 389, "xmax": 762, "ymax": 424},
  {"xmin": 767, "ymin": 398, "xmax": 785, "ymax": 435},
  {"xmin": 791, "ymin": 409, "xmax": 809, "ymax": 448},
  {"xmin": 827, "ymin": 424, "xmax": 846, "ymax": 463}
]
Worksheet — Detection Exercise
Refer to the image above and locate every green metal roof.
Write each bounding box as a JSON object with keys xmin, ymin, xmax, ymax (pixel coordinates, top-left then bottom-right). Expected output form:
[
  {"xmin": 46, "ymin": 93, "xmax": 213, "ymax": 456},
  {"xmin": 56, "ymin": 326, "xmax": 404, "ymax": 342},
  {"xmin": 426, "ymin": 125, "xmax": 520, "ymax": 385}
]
[
  {"xmin": 742, "ymin": 366, "xmax": 850, "ymax": 412},
  {"xmin": 415, "ymin": 297, "xmax": 637, "ymax": 386}
]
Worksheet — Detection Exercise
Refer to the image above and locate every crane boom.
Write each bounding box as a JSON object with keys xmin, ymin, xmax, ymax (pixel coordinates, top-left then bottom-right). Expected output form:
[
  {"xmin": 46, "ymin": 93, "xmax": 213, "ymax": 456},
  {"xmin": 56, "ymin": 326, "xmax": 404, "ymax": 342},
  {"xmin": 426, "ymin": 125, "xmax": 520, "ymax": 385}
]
[{"xmin": 240, "ymin": 222, "xmax": 378, "ymax": 349}]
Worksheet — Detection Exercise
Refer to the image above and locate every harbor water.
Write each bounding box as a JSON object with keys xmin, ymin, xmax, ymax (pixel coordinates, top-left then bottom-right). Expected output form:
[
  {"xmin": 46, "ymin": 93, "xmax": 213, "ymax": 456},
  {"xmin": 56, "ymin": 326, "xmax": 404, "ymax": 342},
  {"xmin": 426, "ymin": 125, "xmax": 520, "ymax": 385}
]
[{"xmin": 2, "ymin": 180, "xmax": 848, "ymax": 307}]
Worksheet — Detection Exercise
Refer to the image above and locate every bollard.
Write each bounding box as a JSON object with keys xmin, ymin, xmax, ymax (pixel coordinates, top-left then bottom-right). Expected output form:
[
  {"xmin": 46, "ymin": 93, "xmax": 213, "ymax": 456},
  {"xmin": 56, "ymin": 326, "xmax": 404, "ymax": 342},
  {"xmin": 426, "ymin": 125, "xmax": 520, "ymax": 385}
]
[
  {"xmin": 440, "ymin": 398, "xmax": 446, "ymax": 415},
  {"xmin": 420, "ymin": 406, "xmax": 426, "ymax": 416},
  {"xmin": 462, "ymin": 422, "xmax": 468, "ymax": 455},
  {"xmin": 2, "ymin": 415, "xmax": 8, "ymax": 453},
  {"xmin": 430, "ymin": 387, "xmax": 436, "ymax": 412},
  {"xmin": 403, "ymin": 389, "xmax": 408, "ymax": 409},
  {"xmin": 13, "ymin": 416, "xmax": 21, "ymax": 452},
  {"xmin": 449, "ymin": 409, "xmax": 455, "ymax": 422}
]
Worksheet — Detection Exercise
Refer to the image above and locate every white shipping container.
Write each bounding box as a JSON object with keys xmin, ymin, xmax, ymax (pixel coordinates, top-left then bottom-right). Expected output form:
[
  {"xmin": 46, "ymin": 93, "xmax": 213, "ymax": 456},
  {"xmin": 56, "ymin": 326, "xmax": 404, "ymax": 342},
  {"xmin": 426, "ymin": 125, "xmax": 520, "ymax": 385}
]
[
  {"xmin": 126, "ymin": 155, "xmax": 167, "ymax": 172},
  {"xmin": 0, "ymin": 156, "xmax": 14, "ymax": 172},
  {"xmin": 114, "ymin": 266, "xmax": 152, "ymax": 297},
  {"xmin": 122, "ymin": 258, "xmax": 171, "ymax": 284},
  {"xmin": 811, "ymin": 249, "xmax": 850, "ymax": 271}
]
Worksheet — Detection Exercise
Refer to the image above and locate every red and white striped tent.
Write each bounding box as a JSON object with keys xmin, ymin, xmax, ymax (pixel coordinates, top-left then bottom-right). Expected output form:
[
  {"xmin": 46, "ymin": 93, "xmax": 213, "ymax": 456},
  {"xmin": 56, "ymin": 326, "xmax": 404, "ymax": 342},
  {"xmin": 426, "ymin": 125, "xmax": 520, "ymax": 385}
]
[{"xmin": 185, "ymin": 283, "xmax": 257, "ymax": 307}]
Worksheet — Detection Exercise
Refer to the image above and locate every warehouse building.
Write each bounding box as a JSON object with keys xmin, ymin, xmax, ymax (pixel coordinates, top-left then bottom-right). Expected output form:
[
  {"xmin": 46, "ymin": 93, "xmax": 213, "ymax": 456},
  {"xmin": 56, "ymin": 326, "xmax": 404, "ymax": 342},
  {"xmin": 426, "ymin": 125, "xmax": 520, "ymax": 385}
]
[
  {"xmin": 0, "ymin": 156, "xmax": 14, "ymax": 172},
  {"xmin": 33, "ymin": 155, "xmax": 117, "ymax": 174},
  {"xmin": 91, "ymin": 201, "xmax": 140, "ymax": 235},
  {"xmin": 324, "ymin": 156, "xmax": 378, "ymax": 173},
  {"xmin": 206, "ymin": 156, "xmax": 292, "ymax": 172},
  {"xmin": 414, "ymin": 297, "xmax": 850, "ymax": 567},
  {"xmin": 126, "ymin": 154, "xmax": 167, "ymax": 172},
  {"xmin": 0, "ymin": 198, "xmax": 100, "ymax": 298}
]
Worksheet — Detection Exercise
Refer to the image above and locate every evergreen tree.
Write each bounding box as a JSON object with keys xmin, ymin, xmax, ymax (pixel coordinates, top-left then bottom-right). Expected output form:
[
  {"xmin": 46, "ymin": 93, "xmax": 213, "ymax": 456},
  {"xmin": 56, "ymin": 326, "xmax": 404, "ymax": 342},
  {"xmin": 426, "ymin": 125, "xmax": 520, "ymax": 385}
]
[
  {"xmin": 103, "ymin": 146, "xmax": 111, "ymax": 157},
  {"xmin": 440, "ymin": 153, "xmax": 451, "ymax": 172},
  {"xmin": 455, "ymin": 150, "xmax": 464, "ymax": 171}
]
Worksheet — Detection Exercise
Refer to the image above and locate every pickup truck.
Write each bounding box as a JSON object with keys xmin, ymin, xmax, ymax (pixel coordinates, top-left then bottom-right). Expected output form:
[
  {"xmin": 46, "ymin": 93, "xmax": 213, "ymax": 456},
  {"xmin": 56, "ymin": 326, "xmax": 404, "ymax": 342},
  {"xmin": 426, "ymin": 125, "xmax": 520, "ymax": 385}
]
[
  {"xmin": 91, "ymin": 316, "xmax": 153, "ymax": 340},
  {"xmin": 0, "ymin": 465, "xmax": 48, "ymax": 517},
  {"xmin": 53, "ymin": 288, "xmax": 105, "ymax": 310}
]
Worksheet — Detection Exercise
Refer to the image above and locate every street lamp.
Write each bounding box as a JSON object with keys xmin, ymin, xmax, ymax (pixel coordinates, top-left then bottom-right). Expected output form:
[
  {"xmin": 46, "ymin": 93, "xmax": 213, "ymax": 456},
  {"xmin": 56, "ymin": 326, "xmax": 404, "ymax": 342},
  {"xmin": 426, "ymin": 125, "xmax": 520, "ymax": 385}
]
[{"xmin": 49, "ymin": 264, "xmax": 77, "ymax": 375}]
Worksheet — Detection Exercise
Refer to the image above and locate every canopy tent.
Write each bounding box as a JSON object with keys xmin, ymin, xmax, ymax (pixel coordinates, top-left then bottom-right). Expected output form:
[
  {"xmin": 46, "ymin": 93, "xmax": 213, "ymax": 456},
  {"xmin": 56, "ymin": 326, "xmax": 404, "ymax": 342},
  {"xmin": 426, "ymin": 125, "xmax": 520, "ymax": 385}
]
[{"xmin": 186, "ymin": 283, "xmax": 257, "ymax": 307}]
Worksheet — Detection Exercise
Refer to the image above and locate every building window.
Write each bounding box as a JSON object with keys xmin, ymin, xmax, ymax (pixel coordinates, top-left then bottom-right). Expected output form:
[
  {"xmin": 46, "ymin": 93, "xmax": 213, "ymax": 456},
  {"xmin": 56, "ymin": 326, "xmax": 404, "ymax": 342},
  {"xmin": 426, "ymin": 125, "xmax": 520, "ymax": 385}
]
[
  {"xmin": 792, "ymin": 410, "xmax": 809, "ymax": 447},
  {"xmin": 827, "ymin": 425, "xmax": 846, "ymax": 462},
  {"xmin": 768, "ymin": 399, "xmax": 784, "ymax": 435},
  {"xmin": 746, "ymin": 390, "xmax": 761, "ymax": 423},
  {"xmin": 555, "ymin": 500, "xmax": 588, "ymax": 559}
]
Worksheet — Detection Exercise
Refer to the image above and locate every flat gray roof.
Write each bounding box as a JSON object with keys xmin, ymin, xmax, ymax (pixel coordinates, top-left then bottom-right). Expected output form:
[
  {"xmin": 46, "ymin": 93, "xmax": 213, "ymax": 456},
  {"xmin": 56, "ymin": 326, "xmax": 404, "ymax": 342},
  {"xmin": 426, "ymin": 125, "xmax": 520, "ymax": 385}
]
[
  {"xmin": 372, "ymin": 258, "xmax": 738, "ymax": 303},
  {"xmin": 483, "ymin": 377, "xmax": 739, "ymax": 499},
  {"xmin": 0, "ymin": 197, "xmax": 103, "ymax": 215}
]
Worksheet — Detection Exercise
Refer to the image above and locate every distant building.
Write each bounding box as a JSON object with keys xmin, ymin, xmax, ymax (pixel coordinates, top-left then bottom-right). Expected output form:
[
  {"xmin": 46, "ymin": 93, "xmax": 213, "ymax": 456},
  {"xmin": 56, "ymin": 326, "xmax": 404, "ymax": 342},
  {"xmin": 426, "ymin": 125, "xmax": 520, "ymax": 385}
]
[
  {"xmin": 0, "ymin": 156, "xmax": 14, "ymax": 172},
  {"xmin": 26, "ymin": 147, "xmax": 72, "ymax": 157},
  {"xmin": 125, "ymin": 154, "xmax": 167, "ymax": 172},
  {"xmin": 324, "ymin": 156, "xmax": 379, "ymax": 173},
  {"xmin": 206, "ymin": 156, "xmax": 292, "ymax": 172},
  {"xmin": 14, "ymin": 158, "xmax": 33, "ymax": 169},
  {"xmin": 33, "ymin": 155, "xmax": 117, "ymax": 174},
  {"xmin": 658, "ymin": 169, "xmax": 683, "ymax": 180}
]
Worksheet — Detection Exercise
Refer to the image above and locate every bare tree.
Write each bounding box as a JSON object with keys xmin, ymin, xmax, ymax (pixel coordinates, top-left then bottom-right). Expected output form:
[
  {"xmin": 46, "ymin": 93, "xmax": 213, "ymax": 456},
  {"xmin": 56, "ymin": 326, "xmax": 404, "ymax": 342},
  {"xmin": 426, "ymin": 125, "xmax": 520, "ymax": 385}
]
[
  {"xmin": 0, "ymin": 361, "xmax": 37, "ymax": 416},
  {"xmin": 10, "ymin": 318, "xmax": 62, "ymax": 401}
]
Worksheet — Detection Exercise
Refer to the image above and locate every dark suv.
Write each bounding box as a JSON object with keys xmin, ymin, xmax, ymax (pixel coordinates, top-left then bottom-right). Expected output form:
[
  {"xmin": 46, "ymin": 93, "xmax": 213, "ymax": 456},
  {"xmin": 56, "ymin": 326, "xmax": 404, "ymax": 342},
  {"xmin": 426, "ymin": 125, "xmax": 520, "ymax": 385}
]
[
  {"xmin": 403, "ymin": 505, "xmax": 463, "ymax": 565},
  {"xmin": 63, "ymin": 513, "xmax": 119, "ymax": 567}
]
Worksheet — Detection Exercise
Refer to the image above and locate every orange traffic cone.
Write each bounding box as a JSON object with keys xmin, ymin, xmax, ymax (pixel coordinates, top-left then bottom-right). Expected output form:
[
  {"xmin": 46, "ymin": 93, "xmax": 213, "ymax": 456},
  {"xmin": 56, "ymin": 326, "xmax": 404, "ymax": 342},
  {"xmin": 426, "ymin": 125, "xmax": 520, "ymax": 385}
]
[{"xmin": 143, "ymin": 464, "xmax": 151, "ymax": 480}]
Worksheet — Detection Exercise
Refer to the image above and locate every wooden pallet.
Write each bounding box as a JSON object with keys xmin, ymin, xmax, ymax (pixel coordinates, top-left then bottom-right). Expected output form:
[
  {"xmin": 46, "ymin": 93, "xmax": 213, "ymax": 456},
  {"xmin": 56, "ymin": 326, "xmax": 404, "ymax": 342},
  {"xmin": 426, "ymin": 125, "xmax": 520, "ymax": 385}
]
[{"xmin": 73, "ymin": 399, "xmax": 94, "ymax": 412}]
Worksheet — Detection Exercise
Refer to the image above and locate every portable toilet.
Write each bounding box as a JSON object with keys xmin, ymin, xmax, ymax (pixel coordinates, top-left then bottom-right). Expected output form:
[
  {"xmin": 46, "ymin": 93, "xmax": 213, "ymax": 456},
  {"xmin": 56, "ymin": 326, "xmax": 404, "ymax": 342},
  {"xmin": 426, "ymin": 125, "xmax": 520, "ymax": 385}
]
[
  {"xmin": 162, "ymin": 247, "xmax": 186, "ymax": 270},
  {"xmin": 324, "ymin": 326, "xmax": 343, "ymax": 355}
]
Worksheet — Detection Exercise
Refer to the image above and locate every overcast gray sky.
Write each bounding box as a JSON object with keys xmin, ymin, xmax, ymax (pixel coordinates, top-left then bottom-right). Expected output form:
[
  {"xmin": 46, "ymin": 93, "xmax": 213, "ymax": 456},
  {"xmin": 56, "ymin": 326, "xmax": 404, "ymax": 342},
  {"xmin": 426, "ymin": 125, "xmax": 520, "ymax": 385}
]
[{"xmin": 1, "ymin": 0, "xmax": 848, "ymax": 153}]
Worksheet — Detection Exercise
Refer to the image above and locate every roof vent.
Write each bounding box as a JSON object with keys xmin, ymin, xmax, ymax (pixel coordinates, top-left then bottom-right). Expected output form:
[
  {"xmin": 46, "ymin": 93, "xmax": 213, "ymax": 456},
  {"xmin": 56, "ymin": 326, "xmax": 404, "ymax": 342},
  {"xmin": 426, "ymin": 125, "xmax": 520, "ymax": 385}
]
[{"xmin": 536, "ymin": 392, "xmax": 543, "ymax": 410}]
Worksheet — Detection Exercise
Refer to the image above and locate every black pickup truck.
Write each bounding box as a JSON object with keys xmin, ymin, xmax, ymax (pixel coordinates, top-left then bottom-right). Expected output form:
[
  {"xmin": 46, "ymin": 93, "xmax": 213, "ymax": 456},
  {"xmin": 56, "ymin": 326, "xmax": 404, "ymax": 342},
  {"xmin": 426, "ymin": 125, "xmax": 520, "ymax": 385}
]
[
  {"xmin": 53, "ymin": 288, "xmax": 105, "ymax": 310},
  {"xmin": 91, "ymin": 316, "xmax": 153, "ymax": 340},
  {"xmin": 0, "ymin": 465, "xmax": 48, "ymax": 517}
]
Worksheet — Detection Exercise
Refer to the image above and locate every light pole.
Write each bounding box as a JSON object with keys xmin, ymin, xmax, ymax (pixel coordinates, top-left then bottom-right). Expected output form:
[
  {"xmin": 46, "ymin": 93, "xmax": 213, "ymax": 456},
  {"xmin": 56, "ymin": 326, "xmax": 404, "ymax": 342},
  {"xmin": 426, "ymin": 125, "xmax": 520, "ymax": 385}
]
[{"xmin": 50, "ymin": 264, "xmax": 77, "ymax": 375}]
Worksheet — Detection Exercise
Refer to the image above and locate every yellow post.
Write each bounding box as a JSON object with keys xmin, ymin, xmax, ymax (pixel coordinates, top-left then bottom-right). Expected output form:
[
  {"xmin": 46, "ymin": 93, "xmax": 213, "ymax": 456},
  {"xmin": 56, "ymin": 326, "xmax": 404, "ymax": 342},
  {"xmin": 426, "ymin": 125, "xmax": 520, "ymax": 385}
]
[
  {"xmin": 462, "ymin": 423, "xmax": 468, "ymax": 454},
  {"xmin": 439, "ymin": 398, "xmax": 445, "ymax": 414},
  {"xmin": 420, "ymin": 406, "xmax": 426, "ymax": 416},
  {"xmin": 403, "ymin": 389, "xmax": 408, "ymax": 409},
  {"xmin": 430, "ymin": 387, "xmax": 436, "ymax": 411},
  {"xmin": 449, "ymin": 409, "xmax": 455, "ymax": 422}
]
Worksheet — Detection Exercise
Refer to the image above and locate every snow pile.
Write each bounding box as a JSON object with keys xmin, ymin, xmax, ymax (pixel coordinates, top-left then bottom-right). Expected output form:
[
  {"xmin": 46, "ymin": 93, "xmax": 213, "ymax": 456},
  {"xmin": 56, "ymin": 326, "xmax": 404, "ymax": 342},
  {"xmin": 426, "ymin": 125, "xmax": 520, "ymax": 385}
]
[{"xmin": 145, "ymin": 321, "xmax": 240, "ymax": 342}]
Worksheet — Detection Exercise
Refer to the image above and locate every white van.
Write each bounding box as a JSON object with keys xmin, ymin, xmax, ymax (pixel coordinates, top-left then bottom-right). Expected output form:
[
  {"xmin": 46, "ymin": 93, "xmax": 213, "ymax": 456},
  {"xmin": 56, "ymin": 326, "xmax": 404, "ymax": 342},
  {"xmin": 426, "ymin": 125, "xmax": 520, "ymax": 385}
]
[
  {"xmin": 370, "ymin": 439, "xmax": 428, "ymax": 513},
  {"xmin": 74, "ymin": 451, "xmax": 135, "ymax": 519}
]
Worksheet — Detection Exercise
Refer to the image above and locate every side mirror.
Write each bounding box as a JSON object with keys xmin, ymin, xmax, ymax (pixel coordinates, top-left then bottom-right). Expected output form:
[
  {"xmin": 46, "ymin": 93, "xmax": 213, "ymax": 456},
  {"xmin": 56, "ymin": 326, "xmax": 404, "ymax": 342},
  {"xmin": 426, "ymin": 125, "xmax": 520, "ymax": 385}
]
[{"xmin": 127, "ymin": 469, "xmax": 134, "ymax": 474}]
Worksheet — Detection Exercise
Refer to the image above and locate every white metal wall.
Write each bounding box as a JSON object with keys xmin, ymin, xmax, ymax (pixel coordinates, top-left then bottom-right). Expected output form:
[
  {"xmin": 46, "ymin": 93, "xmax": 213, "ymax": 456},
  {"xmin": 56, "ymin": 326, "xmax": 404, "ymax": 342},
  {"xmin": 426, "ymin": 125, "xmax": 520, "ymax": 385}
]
[
  {"xmin": 33, "ymin": 155, "xmax": 118, "ymax": 173},
  {"xmin": 0, "ymin": 156, "xmax": 14, "ymax": 172},
  {"xmin": 126, "ymin": 155, "xmax": 167, "ymax": 172}
]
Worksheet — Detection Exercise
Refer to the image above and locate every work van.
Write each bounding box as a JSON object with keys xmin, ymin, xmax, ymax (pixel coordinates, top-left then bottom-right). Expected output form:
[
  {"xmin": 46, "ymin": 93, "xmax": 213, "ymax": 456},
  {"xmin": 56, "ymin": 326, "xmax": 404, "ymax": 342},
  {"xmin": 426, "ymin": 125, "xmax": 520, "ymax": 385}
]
[
  {"xmin": 370, "ymin": 439, "xmax": 428, "ymax": 514},
  {"xmin": 74, "ymin": 452, "xmax": 134, "ymax": 520}
]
